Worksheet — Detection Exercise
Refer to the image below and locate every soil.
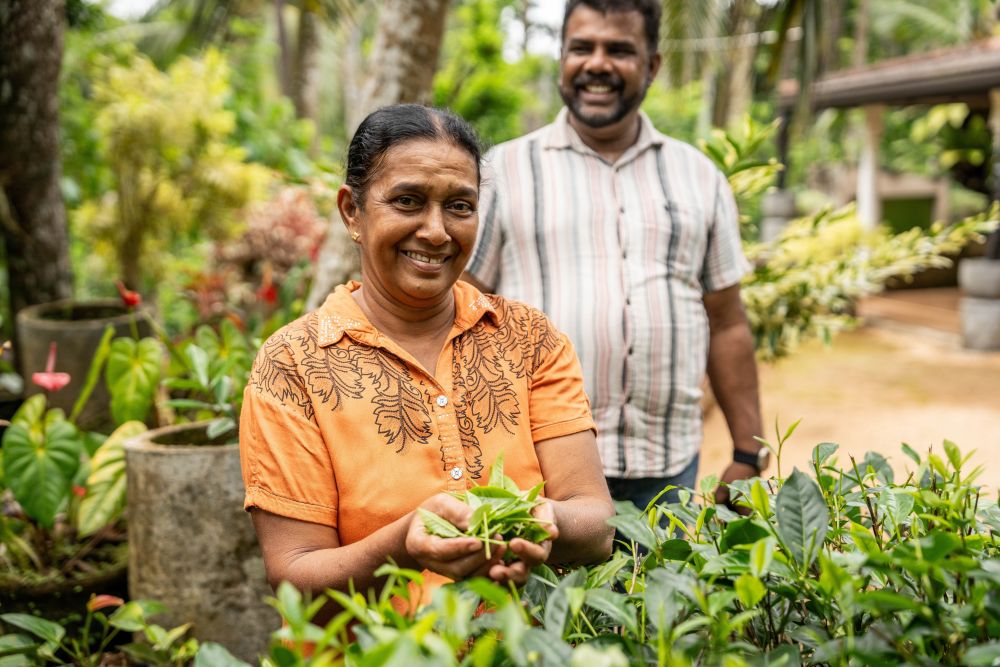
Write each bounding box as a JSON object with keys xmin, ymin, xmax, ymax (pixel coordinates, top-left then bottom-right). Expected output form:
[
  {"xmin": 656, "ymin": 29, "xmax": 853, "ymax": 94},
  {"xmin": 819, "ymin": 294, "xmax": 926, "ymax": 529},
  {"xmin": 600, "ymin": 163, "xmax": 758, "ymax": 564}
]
[{"xmin": 699, "ymin": 325, "xmax": 1000, "ymax": 493}]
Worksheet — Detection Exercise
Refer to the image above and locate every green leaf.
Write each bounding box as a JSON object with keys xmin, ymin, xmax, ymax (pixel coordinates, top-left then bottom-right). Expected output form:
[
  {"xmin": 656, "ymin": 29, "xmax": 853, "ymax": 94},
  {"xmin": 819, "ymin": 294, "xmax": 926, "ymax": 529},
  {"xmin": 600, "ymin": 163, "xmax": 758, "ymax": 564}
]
[
  {"xmin": 750, "ymin": 479, "xmax": 772, "ymax": 518},
  {"xmin": 660, "ymin": 538, "xmax": 693, "ymax": 561},
  {"xmin": 606, "ymin": 514, "xmax": 658, "ymax": 553},
  {"xmin": 77, "ymin": 421, "xmax": 147, "ymax": 536},
  {"xmin": 69, "ymin": 324, "xmax": 115, "ymax": 423},
  {"xmin": 943, "ymin": 439, "xmax": 962, "ymax": 472},
  {"xmin": 0, "ymin": 614, "xmax": 65, "ymax": 644},
  {"xmin": 862, "ymin": 451, "xmax": 894, "ymax": 484},
  {"xmin": 109, "ymin": 600, "xmax": 166, "ymax": 632},
  {"xmin": 720, "ymin": 518, "xmax": 771, "ymax": 552},
  {"xmin": 544, "ymin": 568, "xmax": 586, "ymax": 637},
  {"xmin": 735, "ymin": 573, "xmax": 766, "ymax": 608},
  {"xmin": 205, "ymin": 417, "xmax": 236, "ymax": 440},
  {"xmin": 584, "ymin": 588, "xmax": 638, "ymax": 636},
  {"xmin": 2, "ymin": 417, "xmax": 82, "ymax": 527},
  {"xmin": 106, "ymin": 337, "xmax": 163, "ymax": 424},
  {"xmin": 0, "ymin": 634, "xmax": 36, "ymax": 657},
  {"xmin": 963, "ymin": 641, "xmax": 1000, "ymax": 666},
  {"xmin": 775, "ymin": 469, "xmax": 829, "ymax": 568},
  {"xmin": 812, "ymin": 442, "xmax": 839, "ymax": 467},
  {"xmin": 195, "ymin": 642, "xmax": 252, "ymax": 667},
  {"xmin": 186, "ymin": 344, "xmax": 211, "ymax": 389},
  {"xmin": 10, "ymin": 394, "xmax": 46, "ymax": 429},
  {"xmin": 749, "ymin": 538, "xmax": 777, "ymax": 578},
  {"xmin": 901, "ymin": 442, "xmax": 922, "ymax": 465},
  {"xmin": 417, "ymin": 509, "xmax": 464, "ymax": 538}
]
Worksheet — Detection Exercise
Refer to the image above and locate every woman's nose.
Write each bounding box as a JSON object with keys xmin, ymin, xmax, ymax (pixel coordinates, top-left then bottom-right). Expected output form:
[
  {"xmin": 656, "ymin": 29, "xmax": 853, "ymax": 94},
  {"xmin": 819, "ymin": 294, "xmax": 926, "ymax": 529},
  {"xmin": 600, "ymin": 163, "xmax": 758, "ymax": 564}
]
[{"xmin": 416, "ymin": 205, "xmax": 451, "ymax": 244}]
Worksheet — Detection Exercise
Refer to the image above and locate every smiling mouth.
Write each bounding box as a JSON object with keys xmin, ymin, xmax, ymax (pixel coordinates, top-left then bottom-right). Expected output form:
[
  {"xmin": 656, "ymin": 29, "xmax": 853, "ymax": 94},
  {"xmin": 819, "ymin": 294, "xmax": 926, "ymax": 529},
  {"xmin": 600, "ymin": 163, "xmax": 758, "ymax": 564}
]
[
  {"xmin": 583, "ymin": 84, "xmax": 615, "ymax": 94},
  {"xmin": 401, "ymin": 249, "xmax": 447, "ymax": 265}
]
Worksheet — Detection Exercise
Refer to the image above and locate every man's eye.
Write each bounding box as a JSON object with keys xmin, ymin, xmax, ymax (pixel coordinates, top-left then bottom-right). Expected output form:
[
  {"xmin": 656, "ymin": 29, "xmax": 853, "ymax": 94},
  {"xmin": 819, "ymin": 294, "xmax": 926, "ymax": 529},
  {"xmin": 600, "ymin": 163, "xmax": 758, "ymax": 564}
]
[
  {"xmin": 396, "ymin": 196, "xmax": 419, "ymax": 207},
  {"xmin": 449, "ymin": 201, "xmax": 474, "ymax": 214}
]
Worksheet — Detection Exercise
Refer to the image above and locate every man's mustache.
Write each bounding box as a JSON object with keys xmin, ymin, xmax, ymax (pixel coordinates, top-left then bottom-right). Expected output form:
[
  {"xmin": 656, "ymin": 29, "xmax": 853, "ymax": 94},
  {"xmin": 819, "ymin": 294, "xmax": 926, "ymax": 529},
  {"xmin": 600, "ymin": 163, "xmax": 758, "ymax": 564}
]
[{"xmin": 572, "ymin": 73, "xmax": 623, "ymax": 90}]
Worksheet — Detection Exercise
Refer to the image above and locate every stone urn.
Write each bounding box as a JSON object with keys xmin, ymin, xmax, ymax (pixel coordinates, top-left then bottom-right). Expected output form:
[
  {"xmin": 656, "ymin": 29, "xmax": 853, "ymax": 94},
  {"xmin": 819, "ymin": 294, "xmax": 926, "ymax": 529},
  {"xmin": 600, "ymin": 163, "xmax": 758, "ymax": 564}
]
[
  {"xmin": 15, "ymin": 299, "xmax": 150, "ymax": 429},
  {"xmin": 958, "ymin": 257, "xmax": 1000, "ymax": 350},
  {"xmin": 124, "ymin": 422, "xmax": 278, "ymax": 661}
]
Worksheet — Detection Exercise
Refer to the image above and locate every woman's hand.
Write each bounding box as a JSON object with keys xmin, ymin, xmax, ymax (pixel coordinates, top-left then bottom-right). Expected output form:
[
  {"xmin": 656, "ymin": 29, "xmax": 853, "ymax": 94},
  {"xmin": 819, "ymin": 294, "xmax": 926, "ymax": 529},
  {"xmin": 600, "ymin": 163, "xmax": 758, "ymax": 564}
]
[
  {"xmin": 487, "ymin": 499, "xmax": 558, "ymax": 586},
  {"xmin": 405, "ymin": 493, "xmax": 496, "ymax": 580}
]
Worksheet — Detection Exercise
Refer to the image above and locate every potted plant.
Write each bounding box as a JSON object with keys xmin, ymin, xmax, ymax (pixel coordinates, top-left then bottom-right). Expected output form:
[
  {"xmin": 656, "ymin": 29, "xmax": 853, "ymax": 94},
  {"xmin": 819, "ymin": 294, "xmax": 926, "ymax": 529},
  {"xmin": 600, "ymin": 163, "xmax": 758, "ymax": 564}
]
[
  {"xmin": 959, "ymin": 224, "xmax": 1000, "ymax": 350},
  {"xmin": 0, "ymin": 345, "xmax": 146, "ymax": 625},
  {"xmin": 120, "ymin": 319, "xmax": 278, "ymax": 662}
]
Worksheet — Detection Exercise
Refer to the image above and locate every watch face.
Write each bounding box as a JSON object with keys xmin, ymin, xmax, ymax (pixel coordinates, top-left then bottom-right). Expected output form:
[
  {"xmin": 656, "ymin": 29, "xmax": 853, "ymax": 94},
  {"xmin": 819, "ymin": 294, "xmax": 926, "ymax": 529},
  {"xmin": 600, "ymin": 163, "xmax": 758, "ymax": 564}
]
[{"xmin": 756, "ymin": 449, "xmax": 771, "ymax": 471}]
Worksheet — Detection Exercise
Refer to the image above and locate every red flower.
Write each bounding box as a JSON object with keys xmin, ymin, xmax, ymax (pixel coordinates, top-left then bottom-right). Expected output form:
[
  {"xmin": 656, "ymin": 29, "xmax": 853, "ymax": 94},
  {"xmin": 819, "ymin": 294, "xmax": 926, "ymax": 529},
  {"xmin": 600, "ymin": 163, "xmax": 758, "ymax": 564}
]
[
  {"xmin": 87, "ymin": 594, "xmax": 125, "ymax": 612},
  {"xmin": 115, "ymin": 280, "xmax": 142, "ymax": 308},
  {"xmin": 256, "ymin": 283, "xmax": 278, "ymax": 305},
  {"xmin": 32, "ymin": 342, "xmax": 71, "ymax": 393},
  {"xmin": 72, "ymin": 485, "xmax": 87, "ymax": 498}
]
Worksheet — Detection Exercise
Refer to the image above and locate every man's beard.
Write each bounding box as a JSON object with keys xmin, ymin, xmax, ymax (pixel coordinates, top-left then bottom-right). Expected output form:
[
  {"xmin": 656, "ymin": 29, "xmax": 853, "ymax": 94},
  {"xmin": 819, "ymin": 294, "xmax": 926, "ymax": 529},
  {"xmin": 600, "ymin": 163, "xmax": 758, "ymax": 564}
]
[{"xmin": 560, "ymin": 72, "xmax": 648, "ymax": 129}]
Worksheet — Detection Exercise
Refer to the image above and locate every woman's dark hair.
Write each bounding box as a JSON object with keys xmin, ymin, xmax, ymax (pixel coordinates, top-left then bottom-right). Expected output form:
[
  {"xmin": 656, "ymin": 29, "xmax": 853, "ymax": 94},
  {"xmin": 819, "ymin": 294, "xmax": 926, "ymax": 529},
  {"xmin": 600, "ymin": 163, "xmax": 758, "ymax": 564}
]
[
  {"xmin": 345, "ymin": 104, "xmax": 483, "ymax": 207},
  {"xmin": 561, "ymin": 0, "xmax": 661, "ymax": 55}
]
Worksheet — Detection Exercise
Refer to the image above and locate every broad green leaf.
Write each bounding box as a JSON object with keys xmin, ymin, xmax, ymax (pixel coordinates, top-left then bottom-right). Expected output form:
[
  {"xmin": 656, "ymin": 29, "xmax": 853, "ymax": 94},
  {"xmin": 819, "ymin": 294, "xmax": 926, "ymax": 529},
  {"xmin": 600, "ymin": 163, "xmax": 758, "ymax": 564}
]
[
  {"xmin": 584, "ymin": 588, "xmax": 638, "ymax": 636},
  {"xmin": 10, "ymin": 394, "xmax": 46, "ymax": 429},
  {"xmin": 750, "ymin": 479, "xmax": 772, "ymax": 518},
  {"xmin": 812, "ymin": 442, "xmax": 839, "ymax": 467},
  {"xmin": 194, "ymin": 641, "xmax": 252, "ymax": 666},
  {"xmin": 109, "ymin": 600, "xmax": 166, "ymax": 632},
  {"xmin": 0, "ymin": 614, "xmax": 65, "ymax": 644},
  {"xmin": 862, "ymin": 451, "xmax": 893, "ymax": 484},
  {"xmin": 186, "ymin": 344, "xmax": 211, "ymax": 389},
  {"xmin": 661, "ymin": 538, "xmax": 693, "ymax": 561},
  {"xmin": 544, "ymin": 569, "xmax": 586, "ymax": 637},
  {"xmin": 606, "ymin": 514, "xmax": 658, "ymax": 553},
  {"xmin": 775, "ymin": 469, "xmax": 829, "ymax": 568},
  {"xmin": 963, "ymin": 641, "xmax": 1000, "ymax": 666},
  {"xmin": 77, "ymin": 421, "xmax": 147, "ymax": 536},
  {"xmin": 720, "ymin": 518, "xmax": 771, "ymax": 552},
  {"xmin": 106, "ymin": 337, "xmax": 163, "ymax": 424},
  {"xmin": 877, "ymin": 488, "xmax": 914, "ymax": 536},
  {"xmin": 0, "ymin": 633, "xmax": 35, "ymax": 657},
  {"xmin": 2, "ymin": 418, "xmax": 82, "ymax": 527},
  {"xmin": 417, "ymin": 509, "xmax": 464, "ymax": 538},
  {"xmin": 522, "ymin": 627, "xmax": 572, "ymax": 665},
  {"xmin": 901, "ymin": 442, "xmax": 921, "ymax": 465},
  {"xmin": 735, "ymin": 573, "xmax": 766, "ymax": 608}
]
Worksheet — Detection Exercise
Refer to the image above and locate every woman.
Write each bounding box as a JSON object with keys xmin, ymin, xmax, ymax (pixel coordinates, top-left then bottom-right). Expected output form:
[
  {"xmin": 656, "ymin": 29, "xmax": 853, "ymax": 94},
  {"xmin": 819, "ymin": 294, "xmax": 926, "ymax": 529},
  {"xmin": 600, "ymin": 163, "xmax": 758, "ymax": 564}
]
[{"xmin": 240, "ymin": 104, "xmax": 614, "ymax": 609}]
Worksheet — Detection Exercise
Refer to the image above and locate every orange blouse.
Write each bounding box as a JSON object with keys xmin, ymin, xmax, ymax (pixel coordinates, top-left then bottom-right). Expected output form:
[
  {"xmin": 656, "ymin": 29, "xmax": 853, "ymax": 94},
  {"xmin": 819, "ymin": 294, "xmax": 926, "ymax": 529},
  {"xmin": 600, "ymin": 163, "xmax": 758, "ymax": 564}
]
[{"xmin": 239, "ymin": 280, "xmax": 595, "ymax": 597}]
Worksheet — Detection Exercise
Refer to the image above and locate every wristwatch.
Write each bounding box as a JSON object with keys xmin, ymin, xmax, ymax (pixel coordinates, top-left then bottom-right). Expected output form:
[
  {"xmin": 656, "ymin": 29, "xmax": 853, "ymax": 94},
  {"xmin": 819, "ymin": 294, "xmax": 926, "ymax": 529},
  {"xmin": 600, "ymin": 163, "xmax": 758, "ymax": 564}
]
[{"xmin": 733, "ymin": 447, "xmax": 770, "ymax": 473}]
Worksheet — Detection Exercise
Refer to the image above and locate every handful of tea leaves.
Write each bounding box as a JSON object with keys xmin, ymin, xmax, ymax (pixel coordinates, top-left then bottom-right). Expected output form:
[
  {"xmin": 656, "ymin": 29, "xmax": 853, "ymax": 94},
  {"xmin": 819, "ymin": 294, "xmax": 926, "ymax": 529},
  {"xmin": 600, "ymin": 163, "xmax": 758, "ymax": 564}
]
[{"xmin": 418, "ymin": 454, "xmax": 552, "ymax": 559}]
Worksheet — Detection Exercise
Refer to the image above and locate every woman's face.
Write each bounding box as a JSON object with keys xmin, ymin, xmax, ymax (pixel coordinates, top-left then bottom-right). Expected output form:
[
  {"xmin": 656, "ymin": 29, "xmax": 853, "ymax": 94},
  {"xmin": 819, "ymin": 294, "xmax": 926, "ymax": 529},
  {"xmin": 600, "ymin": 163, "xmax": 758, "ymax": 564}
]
[{"xmin": 341, "ymin": 138, "xmax": 479, "ymax": 310}]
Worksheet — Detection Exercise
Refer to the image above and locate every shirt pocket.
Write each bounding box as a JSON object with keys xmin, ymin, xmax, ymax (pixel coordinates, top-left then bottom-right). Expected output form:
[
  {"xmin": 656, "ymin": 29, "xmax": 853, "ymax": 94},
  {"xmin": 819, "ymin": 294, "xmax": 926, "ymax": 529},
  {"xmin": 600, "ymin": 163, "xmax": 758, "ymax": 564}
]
[{"xmin": 653, "ymin": 200, "xmax": 711, "ymax": 287}]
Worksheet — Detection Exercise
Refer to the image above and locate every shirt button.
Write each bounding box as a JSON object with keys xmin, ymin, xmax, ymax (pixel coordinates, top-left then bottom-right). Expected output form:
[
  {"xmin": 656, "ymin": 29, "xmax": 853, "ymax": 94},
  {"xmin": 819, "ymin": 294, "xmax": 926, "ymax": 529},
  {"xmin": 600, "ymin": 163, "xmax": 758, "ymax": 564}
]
[
  {"xmin": 436, "ymin": 395, "xmax": 448, "ymax": 407},
  {"xmin": 450, "ymin": 466, "xmax": 463, "ymax": 480}
]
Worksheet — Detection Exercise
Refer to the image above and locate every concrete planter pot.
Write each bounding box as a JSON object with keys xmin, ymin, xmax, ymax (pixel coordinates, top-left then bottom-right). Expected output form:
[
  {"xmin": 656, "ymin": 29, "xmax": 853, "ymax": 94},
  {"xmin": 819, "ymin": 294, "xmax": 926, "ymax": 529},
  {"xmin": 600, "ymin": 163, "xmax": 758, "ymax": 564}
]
[
  {"xmin": 15, "ymin": 299, "xmax": 150, "ymax": 429},
  {"xmin": 124, "ymin": 422, "xmax": 277, "ymax": 661},
  {"xmin": 958, "ymin": 258, "xmax": 1000, "ymax": 350}
]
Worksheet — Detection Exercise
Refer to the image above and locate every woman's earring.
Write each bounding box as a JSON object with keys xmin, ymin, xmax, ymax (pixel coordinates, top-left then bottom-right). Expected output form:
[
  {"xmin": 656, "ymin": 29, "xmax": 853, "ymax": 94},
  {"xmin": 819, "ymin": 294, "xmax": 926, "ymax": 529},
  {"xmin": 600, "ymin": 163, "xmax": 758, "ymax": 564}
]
[{"xmin": 351, "ymin": 231, "xmax": 360, "ymax": 242}]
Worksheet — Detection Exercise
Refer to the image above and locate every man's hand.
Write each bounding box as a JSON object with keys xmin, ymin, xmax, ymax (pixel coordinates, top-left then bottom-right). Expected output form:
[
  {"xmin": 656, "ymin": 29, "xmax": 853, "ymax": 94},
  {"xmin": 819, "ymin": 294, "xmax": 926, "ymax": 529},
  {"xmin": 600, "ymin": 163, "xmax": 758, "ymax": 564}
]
[
  {"xmin": 714, "ymin": 461, "xmax": 759, "ymax": 510},
  {"xmin": 404, "ymin": 493, "xmax": 497, "ymax": 580},
  {"xmin": 486, "ymin": 500, "xmax": 558, "ymax": 586}
]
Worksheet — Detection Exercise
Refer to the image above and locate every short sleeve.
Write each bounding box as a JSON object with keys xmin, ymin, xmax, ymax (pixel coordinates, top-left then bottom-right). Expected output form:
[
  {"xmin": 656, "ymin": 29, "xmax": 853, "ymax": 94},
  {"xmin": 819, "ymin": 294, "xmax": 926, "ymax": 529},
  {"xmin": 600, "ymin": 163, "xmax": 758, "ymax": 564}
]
[
  {"xmin": 239, "ymin": 344, "xmax": 339, "ymax": 528},
  {"xmin": 700, "ymin": 169, "xmax": 751, "ymax": 292},
  {"xmin": 465, "ymin": 151, "xmax": 503, "ymax": 290},
  {"xmin": 528, "ymin": 330, "xmax": 596, "ymax": 443}
]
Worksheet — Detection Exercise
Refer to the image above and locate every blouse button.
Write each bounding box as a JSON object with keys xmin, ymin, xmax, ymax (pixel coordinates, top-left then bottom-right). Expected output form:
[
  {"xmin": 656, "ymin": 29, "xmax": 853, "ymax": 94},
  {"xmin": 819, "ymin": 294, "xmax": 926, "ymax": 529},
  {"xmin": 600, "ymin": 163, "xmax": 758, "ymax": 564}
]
[
  {"xmin": 450, "ymin": 466, "xmax": 463, "ymax": 480},
  {"xmin": 436, "ymin": 395, "xmax": 449, "ymax": 407}
]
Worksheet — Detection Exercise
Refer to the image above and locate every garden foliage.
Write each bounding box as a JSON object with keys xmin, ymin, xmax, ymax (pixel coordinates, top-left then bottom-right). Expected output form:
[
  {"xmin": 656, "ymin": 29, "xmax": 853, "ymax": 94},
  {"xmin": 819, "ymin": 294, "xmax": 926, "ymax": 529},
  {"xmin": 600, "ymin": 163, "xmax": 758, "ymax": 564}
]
[{"xmin": 262, "ymin": 438, "xmax": 1000, "ymax": 666}]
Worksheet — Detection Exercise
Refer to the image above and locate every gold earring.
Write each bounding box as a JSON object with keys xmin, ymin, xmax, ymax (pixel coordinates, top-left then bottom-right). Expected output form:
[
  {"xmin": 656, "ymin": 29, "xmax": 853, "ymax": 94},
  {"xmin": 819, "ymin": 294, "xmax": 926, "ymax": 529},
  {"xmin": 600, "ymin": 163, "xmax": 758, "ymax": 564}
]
[{"xmin": 351, "ymin": 231, "xmax": 360, "ymax": 242}]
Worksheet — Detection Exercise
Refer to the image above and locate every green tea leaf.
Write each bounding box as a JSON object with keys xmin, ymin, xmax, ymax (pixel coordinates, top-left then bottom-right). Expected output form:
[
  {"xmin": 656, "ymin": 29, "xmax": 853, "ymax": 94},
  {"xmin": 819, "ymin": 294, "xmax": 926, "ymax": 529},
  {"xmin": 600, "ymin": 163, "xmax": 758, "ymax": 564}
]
[
  {"xmin": 418, "ymin": 509, "xmax": 464, "ymax": 538},
  {"xmin": 775, "ymin": 469, "xmax": 829, "ymax": 568},
  {"xmin": 812, "ymin": 442, "xmax": 839, "ymax": 467},
  {"xmin": 584, "ymin": 588, "xmax": 638, "ymax": 636},
  {"xmin": 720, "ymin": 518, "xmax": 771, "ymax": 552},
  {"xmin": 735, "ymin": 573, "xmax": 766, "ymax": 608}
]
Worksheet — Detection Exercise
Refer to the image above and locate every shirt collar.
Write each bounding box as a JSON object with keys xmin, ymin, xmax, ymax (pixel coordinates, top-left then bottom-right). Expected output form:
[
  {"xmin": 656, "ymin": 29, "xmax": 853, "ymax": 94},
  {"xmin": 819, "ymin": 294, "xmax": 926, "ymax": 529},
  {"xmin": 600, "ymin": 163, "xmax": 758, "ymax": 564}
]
[
  {"xmin": 543, "ymin": 107, "xmax": 664, "ymax": 159},
  {"xmin": 315, "ymin": 280, "xmax": 498, "ymax": 348}
]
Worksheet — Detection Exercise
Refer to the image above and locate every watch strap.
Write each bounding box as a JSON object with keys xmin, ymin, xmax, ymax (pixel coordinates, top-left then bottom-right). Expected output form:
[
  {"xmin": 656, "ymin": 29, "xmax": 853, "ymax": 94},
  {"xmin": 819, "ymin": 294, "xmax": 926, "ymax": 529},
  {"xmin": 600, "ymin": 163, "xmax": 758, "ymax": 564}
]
[{"xmin": 733, "ymin": 448, "xmax": 763, "ymax": 471}]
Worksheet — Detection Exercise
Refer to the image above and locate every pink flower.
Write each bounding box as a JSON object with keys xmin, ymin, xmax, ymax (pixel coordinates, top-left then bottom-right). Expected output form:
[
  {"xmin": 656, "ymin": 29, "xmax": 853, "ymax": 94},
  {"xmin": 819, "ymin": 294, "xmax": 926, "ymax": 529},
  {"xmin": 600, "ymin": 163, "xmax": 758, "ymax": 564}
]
[
  {"xmin": 115, "ymin": 280, "xmax": 142, "ymax": 308},
  {"xmin": 87, "ymin": 594, "xmax": 125, "ymax": 612},
  {"xmin": 32, "ymin": 342, "xmax": 71, "ymax": 393}
]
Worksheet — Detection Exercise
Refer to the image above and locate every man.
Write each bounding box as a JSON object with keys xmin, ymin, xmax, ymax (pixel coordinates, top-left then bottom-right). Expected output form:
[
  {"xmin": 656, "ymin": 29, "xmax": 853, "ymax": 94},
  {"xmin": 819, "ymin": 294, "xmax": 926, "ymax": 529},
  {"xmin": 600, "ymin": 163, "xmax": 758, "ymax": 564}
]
[{"xmin": 462, "ymin": 0, "xmax": 768, "ymax": 511}]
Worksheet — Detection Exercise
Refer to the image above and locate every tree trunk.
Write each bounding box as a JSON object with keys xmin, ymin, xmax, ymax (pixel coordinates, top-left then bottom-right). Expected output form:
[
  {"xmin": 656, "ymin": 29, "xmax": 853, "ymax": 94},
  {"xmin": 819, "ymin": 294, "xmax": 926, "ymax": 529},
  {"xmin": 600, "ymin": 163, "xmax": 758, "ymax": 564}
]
[
  {"xmin": 274, "ymin": 0, "xmax": 293, "ymax": 98},
  {"xmin": 0, "ymin": 0, "xmax": 73, "ymax": 325},
  {"xmin": 712, "ymin": 0, "xmax": 758, "ymax": 129},
  {"xmin": 292, "ymin": 0, "xmax": 321, "ymax": 130},
  {"xmin": 308, "ymin": 0, "xmax": 450, "ymax": 310},
  {"xmin": 347, "ymin": 0, "xmax": 450, "ymax": 135}
]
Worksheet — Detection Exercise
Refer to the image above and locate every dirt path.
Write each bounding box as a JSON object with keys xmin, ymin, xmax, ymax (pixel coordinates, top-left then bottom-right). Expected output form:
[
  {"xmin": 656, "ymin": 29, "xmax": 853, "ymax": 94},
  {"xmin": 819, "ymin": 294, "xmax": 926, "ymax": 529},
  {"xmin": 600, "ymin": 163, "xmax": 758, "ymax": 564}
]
[{"xmin": 699, "ymin": 325, "xmax": 1000, "ymax": 493}]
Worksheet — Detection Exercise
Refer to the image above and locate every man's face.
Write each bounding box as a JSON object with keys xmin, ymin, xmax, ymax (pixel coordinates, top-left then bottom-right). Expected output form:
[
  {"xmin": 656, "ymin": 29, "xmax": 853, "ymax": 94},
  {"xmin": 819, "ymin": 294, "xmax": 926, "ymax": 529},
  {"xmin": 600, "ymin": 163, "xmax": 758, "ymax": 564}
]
[{"xmin": 558, "ymin": 5, "xmax": 659, "ymax": 130}]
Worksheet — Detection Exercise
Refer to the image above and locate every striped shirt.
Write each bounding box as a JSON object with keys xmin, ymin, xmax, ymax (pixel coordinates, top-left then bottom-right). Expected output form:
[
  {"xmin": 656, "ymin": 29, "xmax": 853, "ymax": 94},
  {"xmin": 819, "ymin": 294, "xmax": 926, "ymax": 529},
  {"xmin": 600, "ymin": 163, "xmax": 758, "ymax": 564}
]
[{"xmin": 466, "ymin": 108, "xmax": 750, "ymax": 478}]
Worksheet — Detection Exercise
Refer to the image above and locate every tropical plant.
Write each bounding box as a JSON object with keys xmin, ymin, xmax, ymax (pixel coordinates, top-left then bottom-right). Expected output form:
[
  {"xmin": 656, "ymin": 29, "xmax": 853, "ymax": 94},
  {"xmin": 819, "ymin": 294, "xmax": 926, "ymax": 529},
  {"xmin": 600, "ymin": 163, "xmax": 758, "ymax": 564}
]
[{"xmin": 71, "ymin": 47, "xmax": 271, "ymax": 291}]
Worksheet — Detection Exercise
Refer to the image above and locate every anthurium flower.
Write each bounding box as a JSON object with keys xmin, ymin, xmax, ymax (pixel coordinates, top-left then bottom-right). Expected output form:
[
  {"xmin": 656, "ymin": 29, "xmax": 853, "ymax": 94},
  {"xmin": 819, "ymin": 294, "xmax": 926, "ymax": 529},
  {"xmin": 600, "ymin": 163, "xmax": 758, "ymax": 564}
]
[
  {"xmin": 87, "ymin": 594, "xmax": 125, "ymax": 612},
  {"xmin": 32, "ymin": 342, "xmax": 71, "ymax": 393},
  {"xmin": 116, "ymin": 280, "xmax": 142, "ymax": 308}
]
